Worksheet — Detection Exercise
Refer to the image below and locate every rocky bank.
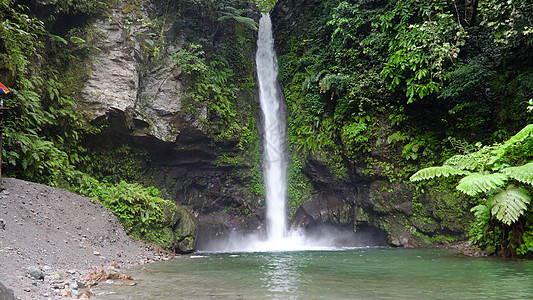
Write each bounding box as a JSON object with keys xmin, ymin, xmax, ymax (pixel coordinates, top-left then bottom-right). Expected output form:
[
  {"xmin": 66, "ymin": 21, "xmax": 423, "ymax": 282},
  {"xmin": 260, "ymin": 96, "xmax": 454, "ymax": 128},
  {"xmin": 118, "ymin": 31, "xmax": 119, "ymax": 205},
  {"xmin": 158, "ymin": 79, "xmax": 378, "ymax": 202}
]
[{"xmin": 0, "ymin": 178, "xmax": 172, "ymax": 299}]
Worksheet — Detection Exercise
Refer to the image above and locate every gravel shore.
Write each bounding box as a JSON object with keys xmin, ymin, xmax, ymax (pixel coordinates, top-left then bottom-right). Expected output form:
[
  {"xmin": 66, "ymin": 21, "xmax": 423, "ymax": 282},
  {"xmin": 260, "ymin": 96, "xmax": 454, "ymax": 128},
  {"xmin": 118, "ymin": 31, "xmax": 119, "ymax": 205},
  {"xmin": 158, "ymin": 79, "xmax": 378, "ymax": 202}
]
[{"xmin": 0, "ymin": 178, "xmax": 171, "ymax": 299}]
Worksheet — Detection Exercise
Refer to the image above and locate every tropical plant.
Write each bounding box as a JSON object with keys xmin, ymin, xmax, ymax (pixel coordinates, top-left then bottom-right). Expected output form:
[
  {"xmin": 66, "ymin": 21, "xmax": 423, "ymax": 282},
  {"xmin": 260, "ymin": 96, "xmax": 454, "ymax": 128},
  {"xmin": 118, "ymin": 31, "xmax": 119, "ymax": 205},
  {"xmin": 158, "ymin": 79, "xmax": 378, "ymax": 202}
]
[
  {"xmin": 217, "ymin": 6, "xmax": 258, "ymax": 31},
  {"xmin": 255, "ymin": 0, "xmax": 276, "ymax": 13},
  {"xmin": 410, "ymin": 124, "xmax": 533, "ymax": 255}
]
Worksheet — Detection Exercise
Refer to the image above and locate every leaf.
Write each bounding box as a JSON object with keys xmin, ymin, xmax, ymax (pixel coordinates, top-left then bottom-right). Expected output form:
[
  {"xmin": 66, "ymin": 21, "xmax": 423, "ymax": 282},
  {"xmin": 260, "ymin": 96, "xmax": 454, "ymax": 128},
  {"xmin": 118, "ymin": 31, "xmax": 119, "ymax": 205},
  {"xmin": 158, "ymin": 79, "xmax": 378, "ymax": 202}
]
[
  {"xmin": 470, "ymin": 204, "xmax": 489, "ymax": 220},
  {"xmin": 489, "ymin": 186, "xmax": 531, "ymax": 225},
  {"xmin": 501, "ymin": 162, "xmax": 533, "ymax": 185},
  {"xmin": 456, "ymin": 173, "xmax": 508, "ymax": 196},
  {"xmin": 490, "ymin": 124, "xmax": 533, "ymax": 164},
  {"xmin": 70, "ymin": 36, "xmax": 86, "ymax": 44},
  {"xmin": 410, "ymin": 165, "xmax": 470, "ymax": 181},
  {"xmin": 144, "ymin": 38, "xmax": 154, "ymax": 46},
  {"xmin": 49, "ymin": 34, "xmax": 67, "ymax": 45},
  {"xmin": 444, "ymin": 154, "xmax": 480, "ymax": 170}
]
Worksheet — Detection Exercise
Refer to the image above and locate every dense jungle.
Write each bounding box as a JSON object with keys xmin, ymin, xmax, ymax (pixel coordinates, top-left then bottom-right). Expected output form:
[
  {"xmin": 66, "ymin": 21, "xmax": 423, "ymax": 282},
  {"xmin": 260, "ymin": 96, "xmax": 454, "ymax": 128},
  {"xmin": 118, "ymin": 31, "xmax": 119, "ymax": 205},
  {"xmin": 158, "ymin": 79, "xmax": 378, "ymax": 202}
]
[{"xmin": 0, "ymin": 0, "xmax": 532, "ymax": 258}]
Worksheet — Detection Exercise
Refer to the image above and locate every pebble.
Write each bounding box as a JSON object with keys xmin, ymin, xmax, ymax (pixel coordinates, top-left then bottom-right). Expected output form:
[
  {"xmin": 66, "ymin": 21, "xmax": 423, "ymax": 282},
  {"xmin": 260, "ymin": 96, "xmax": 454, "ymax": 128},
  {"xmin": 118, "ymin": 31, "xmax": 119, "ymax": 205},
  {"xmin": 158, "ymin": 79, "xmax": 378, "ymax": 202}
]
[
  {"xmin": 70, "ymin": 280, "xmax": 82, "ymax": 290},
  {"xmin": 46, "ymin": 272, "xmax": 63, "ymax": 280},
  {"xmin": 58, "ymin": 289, "xmax": 71, "ymax": 297},
  {"xmin": 42, "ymin": 265, "xmax": 52, "ymax": 272},
  {"xmin": 26, "ymin": 266, "xmax": 44, "ymax": 280}
]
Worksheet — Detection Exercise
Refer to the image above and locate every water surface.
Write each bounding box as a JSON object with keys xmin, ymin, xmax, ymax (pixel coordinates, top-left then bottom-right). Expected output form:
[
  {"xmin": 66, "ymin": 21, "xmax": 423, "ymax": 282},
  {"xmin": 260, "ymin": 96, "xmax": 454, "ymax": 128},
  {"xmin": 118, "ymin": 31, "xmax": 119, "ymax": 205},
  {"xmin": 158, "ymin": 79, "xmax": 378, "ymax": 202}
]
[{"xmin": 94, "ymin": 248, "xmax": 532, "ymax": 299}]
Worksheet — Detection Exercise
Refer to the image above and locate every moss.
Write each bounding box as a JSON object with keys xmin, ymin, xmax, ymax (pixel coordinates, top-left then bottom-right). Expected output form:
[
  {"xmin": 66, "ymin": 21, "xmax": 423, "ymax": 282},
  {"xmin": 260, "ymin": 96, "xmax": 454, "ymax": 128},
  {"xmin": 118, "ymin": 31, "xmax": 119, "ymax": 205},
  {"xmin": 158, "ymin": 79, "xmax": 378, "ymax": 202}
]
[{"xmin": 122, "ymin": 4, "xmax": 139, "ymax": 14}]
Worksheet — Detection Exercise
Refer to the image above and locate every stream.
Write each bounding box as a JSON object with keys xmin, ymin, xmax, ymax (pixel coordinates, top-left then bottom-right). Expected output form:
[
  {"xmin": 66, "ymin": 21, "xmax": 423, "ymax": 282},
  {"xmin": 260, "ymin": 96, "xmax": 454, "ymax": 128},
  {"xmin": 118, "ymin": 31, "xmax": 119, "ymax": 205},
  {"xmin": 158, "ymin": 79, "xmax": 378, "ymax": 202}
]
[{"xmin": 93, "ymin": 248, "xmax": 532, "ymax": 299}]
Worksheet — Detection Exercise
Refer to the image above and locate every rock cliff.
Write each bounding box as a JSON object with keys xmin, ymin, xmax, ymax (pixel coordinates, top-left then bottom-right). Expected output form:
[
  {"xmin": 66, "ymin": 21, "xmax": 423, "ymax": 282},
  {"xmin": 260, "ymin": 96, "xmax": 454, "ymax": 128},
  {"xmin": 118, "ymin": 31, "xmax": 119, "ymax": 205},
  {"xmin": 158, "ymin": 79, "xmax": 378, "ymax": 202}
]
[{"xmin": 76, "ymin": 0, "xmax": 263, "ymax": 250}]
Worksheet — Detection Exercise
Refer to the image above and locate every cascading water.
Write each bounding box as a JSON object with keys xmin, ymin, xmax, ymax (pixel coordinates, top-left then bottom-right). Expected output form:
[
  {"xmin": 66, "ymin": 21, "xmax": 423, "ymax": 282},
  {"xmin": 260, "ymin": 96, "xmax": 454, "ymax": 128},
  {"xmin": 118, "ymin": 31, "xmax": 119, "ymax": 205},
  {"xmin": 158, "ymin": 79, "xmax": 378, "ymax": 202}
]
[
  {"xmin": 202, "ymin": 13, "xmax": 378, "ymax": 252},
  {"xmin": 256, "ymin": 13, "xmax": 287, "ymax": 243}
]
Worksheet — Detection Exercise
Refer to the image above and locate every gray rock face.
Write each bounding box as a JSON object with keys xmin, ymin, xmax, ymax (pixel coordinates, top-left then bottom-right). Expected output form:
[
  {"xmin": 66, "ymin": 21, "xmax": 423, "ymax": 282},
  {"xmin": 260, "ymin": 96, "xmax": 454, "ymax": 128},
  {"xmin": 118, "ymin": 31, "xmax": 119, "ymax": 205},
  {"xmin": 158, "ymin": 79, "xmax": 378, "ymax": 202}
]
[
  {"xmin": 80, "ymin": 11, "xmax": 139, "ymax": 119},
  {"xmin": 76, "ymin": 3, "xmax": 261, "ymax": 251},
  {"xmin": 80, "ymin": 8, "xmax": 205, "ymax": 143}
]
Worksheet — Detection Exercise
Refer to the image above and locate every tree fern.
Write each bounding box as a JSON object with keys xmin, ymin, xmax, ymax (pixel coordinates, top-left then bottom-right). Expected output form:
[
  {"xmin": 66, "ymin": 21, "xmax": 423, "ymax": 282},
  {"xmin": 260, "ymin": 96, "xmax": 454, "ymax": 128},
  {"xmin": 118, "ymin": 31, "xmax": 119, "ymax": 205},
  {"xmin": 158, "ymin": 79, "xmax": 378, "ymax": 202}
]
[
  {"xmin": 470, "ymin": 204, "xmax": 489, "ymax": 219},
  {"xmin": 489, "ymin": 186, "xmax": 531, "ymax": 225},
  {"xmin": 456, "ymin": 172, "xmax": 508, "ymax": 196},
  {"xmin": 444, "ymin": 154, "xmax": 480, "ymax": 170},
  {"xmin": 489, "ymin": 124, "xmax": 533, "ymax": 165},
  {"xmin": 448, "ymin": 137, "xmax": 475, "ymax": 154},
  {"xmin": 501, "ymin": 162, "xmax": 533, "ymax": 185},
  {"xmin": 217, "ymin": 6, "xmax": 258, "ymax": 31},
  {"xmin": 410, "ymin": 166, "xmax": 470, "ymax": 181}
]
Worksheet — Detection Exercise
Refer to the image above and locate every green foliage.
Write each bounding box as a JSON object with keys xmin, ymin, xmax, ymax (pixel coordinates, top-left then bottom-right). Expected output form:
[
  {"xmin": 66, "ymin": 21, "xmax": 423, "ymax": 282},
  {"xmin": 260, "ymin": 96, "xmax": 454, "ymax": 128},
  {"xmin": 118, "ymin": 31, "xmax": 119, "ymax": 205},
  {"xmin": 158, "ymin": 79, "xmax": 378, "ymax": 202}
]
[
  {"xmin": 489, "ymin": 186, "xmax": 530, "ymax": 226},
  {"xmin": 255, "ymin": 0, "xmax": 276, "ymax": 13},
  {"xmin": 167, "ymin": 1, "xmax": 257, "ymax": 149},
  {"xmin": 502, "ymin": 162, "xmax": 533, "ymax": 185},
  {"xmin": 378, "ymin": 1, "xmax": 467, "ymax": 103},
  {"xmin": 287, "ymin": 153, "xmax": 312, "ymax": 217},
  {"xmin": 69, "ymin": 173, "xmax": 182, "ymax": 247},
  {"xmin": 0, "ymin": 1, "xmax": 94, "ymax": 185},
  {"xmin": 411, "ymin": 125, "xmax": 533, "ymax": 255},
  {"xmin": 456, "ymin": 173, "xmax": 508, "ymax": 196},
  {"xmin": 410, "ymin": 166, "xmax": 470, "ymax": 181},
  {"xmin": 217, "ymin": 6, "xmax": 258, "ymax": 31}
]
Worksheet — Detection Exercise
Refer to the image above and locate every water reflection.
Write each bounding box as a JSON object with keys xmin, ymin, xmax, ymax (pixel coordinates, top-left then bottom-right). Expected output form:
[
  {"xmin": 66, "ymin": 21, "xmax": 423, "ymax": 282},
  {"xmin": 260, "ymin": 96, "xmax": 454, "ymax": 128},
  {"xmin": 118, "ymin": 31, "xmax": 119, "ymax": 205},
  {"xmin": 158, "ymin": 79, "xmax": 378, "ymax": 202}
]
[{"xmin": 260, "ymin": 253, "xmax": 300, "ymax": 299}]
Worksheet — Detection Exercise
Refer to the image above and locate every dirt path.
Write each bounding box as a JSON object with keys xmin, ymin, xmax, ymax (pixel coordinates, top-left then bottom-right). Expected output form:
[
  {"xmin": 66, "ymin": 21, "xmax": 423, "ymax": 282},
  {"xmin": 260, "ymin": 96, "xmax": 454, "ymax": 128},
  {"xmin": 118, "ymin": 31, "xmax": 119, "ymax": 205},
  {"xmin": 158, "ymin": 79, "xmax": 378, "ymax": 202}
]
[{"xmin": 0, "ymin": 178, "xmax": 168, "ymax": 299}]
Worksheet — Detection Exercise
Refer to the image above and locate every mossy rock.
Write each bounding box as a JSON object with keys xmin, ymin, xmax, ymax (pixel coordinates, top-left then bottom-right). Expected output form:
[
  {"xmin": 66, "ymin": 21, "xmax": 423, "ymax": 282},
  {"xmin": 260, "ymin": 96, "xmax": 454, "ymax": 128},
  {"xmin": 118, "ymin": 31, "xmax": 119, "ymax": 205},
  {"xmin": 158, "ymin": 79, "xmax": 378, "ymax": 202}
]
[
  {"xmin": 368, "ymin": 181, "xmax": 414, "ymax": 215},
  {"xmin": 424, "ymin": 188, "xmax": 472, "ymax": 233},
  {"xmin": 136, "ymin": 201, "xmax": 198, "ymax": 253}
]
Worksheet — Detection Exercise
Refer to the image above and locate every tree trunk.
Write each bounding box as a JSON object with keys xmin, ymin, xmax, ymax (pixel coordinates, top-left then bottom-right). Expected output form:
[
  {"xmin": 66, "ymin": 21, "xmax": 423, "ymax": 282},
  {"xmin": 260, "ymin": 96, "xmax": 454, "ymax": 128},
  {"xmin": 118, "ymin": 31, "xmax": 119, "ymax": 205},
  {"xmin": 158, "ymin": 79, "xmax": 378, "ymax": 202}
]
[{"xmin": 470, "ymin": 0, "xmax": 479, "ymax": 25}]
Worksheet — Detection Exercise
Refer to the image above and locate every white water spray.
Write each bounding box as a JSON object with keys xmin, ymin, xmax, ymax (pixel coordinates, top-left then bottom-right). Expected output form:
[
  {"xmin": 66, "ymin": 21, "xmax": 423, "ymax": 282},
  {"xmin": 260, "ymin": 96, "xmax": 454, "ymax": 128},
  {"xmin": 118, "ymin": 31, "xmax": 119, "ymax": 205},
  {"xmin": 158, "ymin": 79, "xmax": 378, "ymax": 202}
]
[{"xmin": 256, "ymin": 13, "xmax": 287, "ymax": 242}]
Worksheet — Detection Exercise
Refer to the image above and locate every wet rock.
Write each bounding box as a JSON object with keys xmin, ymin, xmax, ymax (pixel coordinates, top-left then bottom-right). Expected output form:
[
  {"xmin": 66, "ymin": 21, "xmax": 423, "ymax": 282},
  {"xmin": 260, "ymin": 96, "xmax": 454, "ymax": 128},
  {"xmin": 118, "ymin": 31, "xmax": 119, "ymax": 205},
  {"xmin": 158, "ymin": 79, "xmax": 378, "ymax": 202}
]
[
  {"xmin": 81, "ymin": 268, "xmax": 133, "ymax": 283},
  {"xmin": 26, "ymin": 266, "xmax": 44, "ymax": 280},
  {"xmin": 300, "ymin": 192, "xmax": 353, "ymax": 225}
]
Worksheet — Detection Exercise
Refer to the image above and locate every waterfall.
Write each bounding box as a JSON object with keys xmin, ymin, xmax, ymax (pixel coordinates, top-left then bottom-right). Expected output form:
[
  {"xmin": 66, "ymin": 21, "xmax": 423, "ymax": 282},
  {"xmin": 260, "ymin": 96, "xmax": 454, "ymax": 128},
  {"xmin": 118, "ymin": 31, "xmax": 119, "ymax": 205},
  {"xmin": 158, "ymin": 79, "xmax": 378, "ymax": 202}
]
[{"xmin": 256, "ymin": 13, "xmax": 287, "ymax": 242}]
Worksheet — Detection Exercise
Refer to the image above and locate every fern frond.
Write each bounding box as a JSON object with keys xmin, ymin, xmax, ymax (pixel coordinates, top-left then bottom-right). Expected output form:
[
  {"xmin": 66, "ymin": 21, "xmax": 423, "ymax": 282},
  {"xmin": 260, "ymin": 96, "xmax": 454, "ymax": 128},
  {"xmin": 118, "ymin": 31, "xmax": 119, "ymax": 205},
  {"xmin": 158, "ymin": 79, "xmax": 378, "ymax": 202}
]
[
  {"xmin": 470, "ymin": 204, "xmax": 489, "ymax": 220},
  {"xmin": 409, "ymin": 166, "xmax": 470, "ymax": 181},
  {"xmin": 232, "ymin": 16, "xmax": 259, "ymax": 31},
  {"xmin": 444, "ymin": 154, "xmax": 480, "ymax": 170},
  {"xmin": 217, "ymin": 6, "xmax": 258, "ymax": 31},
  {"xmin": 489, "ymin": 186, "xmax": 531, "ymax": 225},
  {"xmin": 490, "ymin": 124, "xmax": 533, "ymax": 164},
  {"xmin": 501, "ymin": 162, "xmax": 533, "ymax": 185},
  {"xmin": 448, "ymin": 137, "xmax": 475, "ymax": 154},
  {"xmin": 503, "ymin": 124, "xmax": 533, "ymax": 146},
  {"xmin": 456, "ymin": 173, "xmax": 508, "ymax": 196}
]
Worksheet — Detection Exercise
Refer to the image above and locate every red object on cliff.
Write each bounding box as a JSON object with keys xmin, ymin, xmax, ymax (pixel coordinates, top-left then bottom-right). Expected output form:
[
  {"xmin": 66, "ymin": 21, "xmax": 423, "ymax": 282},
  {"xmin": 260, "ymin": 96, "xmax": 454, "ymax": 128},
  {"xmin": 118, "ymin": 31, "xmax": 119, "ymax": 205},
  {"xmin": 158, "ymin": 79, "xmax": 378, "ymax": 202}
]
[{"xmin": 0, "ymin": 82, "xmax": 10, "ymax": 94}]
